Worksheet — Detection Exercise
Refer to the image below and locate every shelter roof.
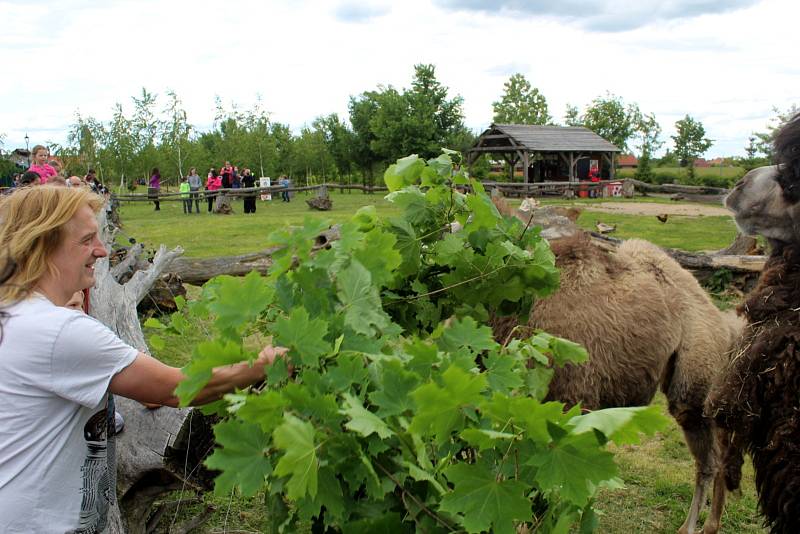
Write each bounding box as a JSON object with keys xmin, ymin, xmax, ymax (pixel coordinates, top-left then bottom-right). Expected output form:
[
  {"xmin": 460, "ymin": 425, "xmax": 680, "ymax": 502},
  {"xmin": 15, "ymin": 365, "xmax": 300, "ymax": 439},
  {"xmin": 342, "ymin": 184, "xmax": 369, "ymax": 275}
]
[{"xmin": 474, "ymin": 124, "xmax": 621, "ymax": 153}]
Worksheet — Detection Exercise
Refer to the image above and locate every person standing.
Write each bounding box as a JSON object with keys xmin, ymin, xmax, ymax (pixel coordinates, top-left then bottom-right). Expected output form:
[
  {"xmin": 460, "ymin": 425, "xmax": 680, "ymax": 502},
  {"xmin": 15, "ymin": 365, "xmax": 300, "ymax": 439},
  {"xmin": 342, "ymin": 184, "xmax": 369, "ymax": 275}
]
[
  {"xmin": 27, "ymin": 145, "xmax": 58, "ymax": 185},
  {"xmin": 241, "ymin": 168, "xmax": 256, "ymax": 214},
  {"xmin": 205, "ymin": 169, "xmax": 221, "ymax": 212},
  {"xmin": 148, "ymin": 168, "xmax": 161, "ymax": 211},
  {"xmin": 187, "ymin": 167, "xmax": 202, "ymax": 213},
  {"xmin": 220, "ymin": 161, "xmax": 233, "ymax": 189},
  {"xmin": 179, "ymin": 176, "xmax": 192, "ymax": 214},
  {"xmin": 0, "ymin": 185, "xmax": 284, "ymax": 533},
  {"xmin": 279, "ymin": 175, "xmax": 291, "ymax": 202}
]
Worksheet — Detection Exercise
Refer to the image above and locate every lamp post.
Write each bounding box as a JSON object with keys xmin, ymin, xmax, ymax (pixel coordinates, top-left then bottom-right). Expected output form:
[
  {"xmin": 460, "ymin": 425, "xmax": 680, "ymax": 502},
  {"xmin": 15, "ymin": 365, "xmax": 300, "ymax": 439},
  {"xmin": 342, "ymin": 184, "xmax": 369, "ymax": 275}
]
[{"xmin": 24, "ymin": 133, "xmax": 30, "ymax": 165}]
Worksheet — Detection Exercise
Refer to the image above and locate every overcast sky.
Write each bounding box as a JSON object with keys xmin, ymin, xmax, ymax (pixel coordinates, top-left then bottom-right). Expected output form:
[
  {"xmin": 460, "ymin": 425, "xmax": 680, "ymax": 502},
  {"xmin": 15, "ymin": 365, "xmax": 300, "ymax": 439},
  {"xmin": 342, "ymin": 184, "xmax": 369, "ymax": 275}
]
[{"xmin": 1, "ymin": 0, "xmax": 797, "ymax": 158}]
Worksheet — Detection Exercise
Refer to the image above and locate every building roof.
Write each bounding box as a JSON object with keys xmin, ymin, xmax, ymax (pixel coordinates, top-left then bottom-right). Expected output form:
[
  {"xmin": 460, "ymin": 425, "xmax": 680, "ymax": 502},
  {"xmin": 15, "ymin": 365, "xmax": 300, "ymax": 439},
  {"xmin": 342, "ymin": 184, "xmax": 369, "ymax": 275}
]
[
  {"xmin": 618, "ymin": 154, "xmax": 638, "ymax": 166},
  {"xmin": 472, "ymin": 124, "xmax": 621, "ymax": 153}
]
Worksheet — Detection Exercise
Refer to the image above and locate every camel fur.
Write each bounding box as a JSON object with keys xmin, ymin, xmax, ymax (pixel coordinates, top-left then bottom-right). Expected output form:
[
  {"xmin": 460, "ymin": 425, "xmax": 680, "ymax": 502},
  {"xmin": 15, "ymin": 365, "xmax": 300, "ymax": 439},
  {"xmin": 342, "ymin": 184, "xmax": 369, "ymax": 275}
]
[
  {"xmin": 707, "ymin": 112, "xmax": 800, "ymax": 534},
  {"xmin": 491, "ymin": 197, "xmax": 743, "ymax": 534}
]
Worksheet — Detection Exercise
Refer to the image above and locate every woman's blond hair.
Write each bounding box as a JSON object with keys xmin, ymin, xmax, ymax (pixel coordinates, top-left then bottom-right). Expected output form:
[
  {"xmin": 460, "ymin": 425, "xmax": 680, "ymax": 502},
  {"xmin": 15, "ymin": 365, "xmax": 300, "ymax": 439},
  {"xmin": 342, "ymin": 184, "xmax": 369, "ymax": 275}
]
[{"xmin": 0, "ymin": 185, "xmax": 104, "ymax": 303}]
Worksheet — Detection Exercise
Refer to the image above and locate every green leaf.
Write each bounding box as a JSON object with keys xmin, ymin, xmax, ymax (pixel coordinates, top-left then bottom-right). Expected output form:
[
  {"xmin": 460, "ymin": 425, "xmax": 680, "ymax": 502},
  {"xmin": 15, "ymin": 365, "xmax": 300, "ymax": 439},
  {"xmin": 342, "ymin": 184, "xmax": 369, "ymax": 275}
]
[
  {"xmin": 326, "ymin": 353, "xmax": 369, "ymax": 392},
  {"xmin": 273, "ymin": 414, "xmax": 319, "ymax": 500},
  {"xmin": 483, "ymin": 352, "xmax": 524, "ymax": 393},
  {"xmin": 274, "ymin": 307, "xmax": 331, "ymax": 366},
  {"xmin": 143, "ymin": 317, "xmax": 165, "ymax": 330},
  {"xmin": 236, "ymin": 391, "xmax": 287, "ymax": 435},
  {"xmin": 464, "ymin": 193, "xmax": 500, "ymax": 232},
  {"xmin": 568, "ymin": 405, "xmax": 668, "ymax": 445},
  {"xmin": 149, "ymin": 334, "xmax": 166, "ymax": 352},
  {"xmin": 205, "ymin": 419, "xmax": 271, "ymax": 497},
  {"xmin": 459, "ymin": 428, "xmax": 518, "ymax": 451},
  {"xmin": 340, "ymin": 392, "xmax": 394, "ymax": 439},
  {"xmin": 438, "ymin": 316, "xmax": 498, "ymax": 354},
  {"xmin": 439, "ymin": 462, "xmax": 531, "ymax": 534},
  {"xmin": 384, "ymin": 154, "xmax": 425, "ymax": 191},
  {"xmin": 337, "ymin": 259, "xmax": 393, "ymax": 336},
  {"xmin": 528, "ymin": 431, "xmax": 617, "ymax": 507},
  {"xmin": 549, "ymin": 335, "xmax": 588, "ymax": 366},
  {"xmin": 409, "ymin": 364, "xmax": 487, "ymax": 443},
  {"xmin": 369, "ymin": 360, "xmax": 420, "ymax": 417},
  {"xmin": 353, "ymin": 228, "xmax": 402, "ymax": 288},
  {"xmin": 207, "ymin": 271, "xmax": 275, "ymax": 334},
  {"xmin": 177, "ymin": 340, "xmax": 252, "ymax": 406}
]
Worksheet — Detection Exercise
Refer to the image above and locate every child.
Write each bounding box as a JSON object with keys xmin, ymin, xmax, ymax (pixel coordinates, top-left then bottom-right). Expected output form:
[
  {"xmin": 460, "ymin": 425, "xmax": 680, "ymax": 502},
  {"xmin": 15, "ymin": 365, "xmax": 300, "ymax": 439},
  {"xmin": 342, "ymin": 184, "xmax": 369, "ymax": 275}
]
[
  {"xmin": 179, "ymin": 176, "xmax": 192, "ymax": 214},
  {"xmin": 27, "ymin": 145, "xmax": 58, "ymax": 184}
]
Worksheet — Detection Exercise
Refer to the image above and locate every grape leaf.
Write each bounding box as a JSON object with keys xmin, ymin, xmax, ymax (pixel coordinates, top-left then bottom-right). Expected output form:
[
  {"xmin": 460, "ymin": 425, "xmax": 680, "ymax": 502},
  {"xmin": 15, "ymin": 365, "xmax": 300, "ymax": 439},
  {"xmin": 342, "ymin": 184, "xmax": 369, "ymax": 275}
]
[
  {"xmin": 568, "ymin": 405, "xmax": 668, "ymax": 445},
  {"xmin": 353, "ymin": 228, "xmax": 402, "ymax": 288},
  {"xmin": 207, "ymin": 271, "xmax": 274, "ymax": 334},
  {"xmin": 438, "ymin": 316, "xmax": 498, "ymax": 354},
  {"xmin": 177, "ymin": 340, "xmax": 252, "ymax": 406},
  {"xmin": 236, "ymin": 390, "xmax": 287, "ymax": 435},
  {"xmin": 439, "ymin": 462, "xmax": 531, "ymax": 534},
  {"xmin": 273, "ymin": 414, "xmax": 319, "ymax": 500},
  {"xmin": 274, "ymin": 307, "xmax": 331, "ymax": 366},
  {"xmin": 340, "ymin": 392, "xmax": 394, "ymax": 439},
  {"xmin": 409, "ymin": 364, "xmax": 487, "ymax": 443},
  {"xmin": 205, "ymin": 419, "xmax": 271, "ymax": 497},
  {"xmin": 385, "ymin": 155, "xmax": 425, "ymax": 192},
  {"xmin": 336, "ymin": 259, "xmax": 393, "ymax": 336},
  {"xmin": 527, "ymin": 431, "xmax": 617, "ymax": 506}
]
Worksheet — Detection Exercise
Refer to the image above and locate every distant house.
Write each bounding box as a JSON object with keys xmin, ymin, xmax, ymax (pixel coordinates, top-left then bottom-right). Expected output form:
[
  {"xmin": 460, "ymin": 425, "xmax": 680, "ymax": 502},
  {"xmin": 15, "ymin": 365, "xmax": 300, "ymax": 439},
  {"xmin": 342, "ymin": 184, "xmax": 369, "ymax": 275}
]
[
  {"xmin": 617, "ymin": 154, "xmax": 638, "ymax": 168},
  {"xmin": 708, "ymin": 157, "xmax": 727, "ymax": 166},
  {"xmin": 693, "ymin": 158, "xmax": 710, "ymax": 168}
]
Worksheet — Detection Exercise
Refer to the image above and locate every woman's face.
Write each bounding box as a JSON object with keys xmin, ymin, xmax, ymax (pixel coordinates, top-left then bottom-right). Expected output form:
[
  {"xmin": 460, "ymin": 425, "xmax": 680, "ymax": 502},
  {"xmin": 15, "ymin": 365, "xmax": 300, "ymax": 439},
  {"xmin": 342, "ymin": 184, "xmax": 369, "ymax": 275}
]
[{"xmin": 34, "ymin": 149, "xmax": 48, "ymax": 165}]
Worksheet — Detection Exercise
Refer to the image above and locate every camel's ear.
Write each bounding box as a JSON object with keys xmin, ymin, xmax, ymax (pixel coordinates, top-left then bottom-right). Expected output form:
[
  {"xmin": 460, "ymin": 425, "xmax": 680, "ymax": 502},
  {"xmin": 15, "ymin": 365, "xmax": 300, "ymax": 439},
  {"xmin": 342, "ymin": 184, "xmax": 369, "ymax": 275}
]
[{"xmin": 775, "ymin": 112, "xmax": 800, "ymax": 202}]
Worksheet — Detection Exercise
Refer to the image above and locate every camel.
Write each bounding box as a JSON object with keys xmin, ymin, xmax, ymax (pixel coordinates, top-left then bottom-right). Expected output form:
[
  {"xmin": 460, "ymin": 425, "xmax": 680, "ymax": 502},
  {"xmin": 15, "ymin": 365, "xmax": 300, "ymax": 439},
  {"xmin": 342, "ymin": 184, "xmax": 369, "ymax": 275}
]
[
  {"xmin": 707, "ymin": 112, "xmax": 800, "ymax": 534},
  {"xmin": 491, "ymin": 197, "xmax": 743, "ymax": 534}
]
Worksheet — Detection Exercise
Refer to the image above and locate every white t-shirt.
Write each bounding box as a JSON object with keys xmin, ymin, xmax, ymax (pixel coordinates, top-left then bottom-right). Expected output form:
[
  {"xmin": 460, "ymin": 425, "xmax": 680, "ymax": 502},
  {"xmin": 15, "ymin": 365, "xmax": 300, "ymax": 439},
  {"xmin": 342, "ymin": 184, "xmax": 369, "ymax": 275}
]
[{"xmin": 0, "ymin": 295, "xmax": 138, "ymax": 534}]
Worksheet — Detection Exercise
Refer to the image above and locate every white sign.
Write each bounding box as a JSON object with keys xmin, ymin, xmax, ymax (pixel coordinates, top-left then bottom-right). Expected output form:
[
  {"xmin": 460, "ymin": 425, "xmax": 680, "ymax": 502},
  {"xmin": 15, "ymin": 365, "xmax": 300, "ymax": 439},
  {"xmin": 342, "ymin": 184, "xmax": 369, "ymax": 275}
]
[{"xmin": 259, "ymin": 177, "xmax": 271, "ymax": 201}]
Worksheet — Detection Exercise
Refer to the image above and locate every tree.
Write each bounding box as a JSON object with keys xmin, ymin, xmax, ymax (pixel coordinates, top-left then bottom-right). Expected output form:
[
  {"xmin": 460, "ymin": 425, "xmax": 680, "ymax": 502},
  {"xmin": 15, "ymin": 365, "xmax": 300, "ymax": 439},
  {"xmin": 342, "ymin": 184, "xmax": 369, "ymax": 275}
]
[
  {"xmin": 563, "ymin": 104, "xmax": 581, "ymax": 126},
  {"xmin": 492, "ymin": 73, "xmax": 551, "ymax": 125},
  {"xmin": 753, "ymin": 105, "xmax": 799, "ymax": 159},
  {"xmin": 159, "ymin": 90, "xmax": 191, "ymax": 178},
  {"xmin": 580, "ymin": 93, "xmax": 642, "ymax": 152},
  {"xmin": 671, "ymin": 115, "xmax": 713, "ymax": 168},
  {"xmin": 104, "ymin": 103, "xmax": 136, "ymax": 188},
  {"xmin": 131, "ymin": 88, "xmax": 160, "ymax": 181},
  {"xmin": 316, "ymin": 113, "xmax": 356, "ymax": 182},
  {"xmin": 633, "ymin": 113, "xmax": 663, "ymax": 182},
  {"xmin": 348, "ymin": 92, "xmax": 383, "ymax": 186}
]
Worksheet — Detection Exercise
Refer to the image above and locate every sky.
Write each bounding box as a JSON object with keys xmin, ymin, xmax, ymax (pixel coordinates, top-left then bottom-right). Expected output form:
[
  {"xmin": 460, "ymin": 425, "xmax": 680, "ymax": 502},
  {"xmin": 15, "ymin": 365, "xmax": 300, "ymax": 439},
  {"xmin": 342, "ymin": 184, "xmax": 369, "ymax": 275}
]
[{"xmin": 1, "ymin": 0, "xmax": 798, "ymax": 158}]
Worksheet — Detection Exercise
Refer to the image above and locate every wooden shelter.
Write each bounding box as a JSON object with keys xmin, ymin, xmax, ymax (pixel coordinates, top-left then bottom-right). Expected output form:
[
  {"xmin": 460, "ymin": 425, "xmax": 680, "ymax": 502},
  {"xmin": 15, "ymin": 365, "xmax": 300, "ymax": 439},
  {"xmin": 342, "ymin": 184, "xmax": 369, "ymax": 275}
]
[{"xmin": 466, "ymin": 124, "xmax": 621, "ymax": 183}]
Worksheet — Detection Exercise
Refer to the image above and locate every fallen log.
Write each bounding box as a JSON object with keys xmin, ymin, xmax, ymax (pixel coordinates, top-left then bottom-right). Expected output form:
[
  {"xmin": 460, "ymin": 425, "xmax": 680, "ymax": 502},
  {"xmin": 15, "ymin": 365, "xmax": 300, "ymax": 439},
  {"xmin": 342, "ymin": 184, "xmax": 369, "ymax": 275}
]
[{"xmin": 626, "ymin": 178, "xmax": 730, "ymax": 196}]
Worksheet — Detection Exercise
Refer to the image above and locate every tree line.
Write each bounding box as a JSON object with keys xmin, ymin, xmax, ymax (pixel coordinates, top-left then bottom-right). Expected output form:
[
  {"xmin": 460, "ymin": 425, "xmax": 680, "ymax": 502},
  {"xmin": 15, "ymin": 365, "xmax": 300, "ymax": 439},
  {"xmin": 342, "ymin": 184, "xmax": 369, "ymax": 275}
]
[{"xmin": 9, "ymin": 66, "xmax": 796, "ymax": 188}]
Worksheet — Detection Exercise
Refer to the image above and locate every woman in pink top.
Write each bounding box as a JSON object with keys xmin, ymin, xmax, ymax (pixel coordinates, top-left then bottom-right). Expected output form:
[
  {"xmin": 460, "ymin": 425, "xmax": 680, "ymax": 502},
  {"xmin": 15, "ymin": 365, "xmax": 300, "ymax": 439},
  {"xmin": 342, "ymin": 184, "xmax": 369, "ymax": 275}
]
[
  {"xmin": 205, "ymin": 169, "xmax": 221, "ymax": 212},
  {"xmin": 27, "ymin": 145, "xmax": 57, "ymax": 184}
]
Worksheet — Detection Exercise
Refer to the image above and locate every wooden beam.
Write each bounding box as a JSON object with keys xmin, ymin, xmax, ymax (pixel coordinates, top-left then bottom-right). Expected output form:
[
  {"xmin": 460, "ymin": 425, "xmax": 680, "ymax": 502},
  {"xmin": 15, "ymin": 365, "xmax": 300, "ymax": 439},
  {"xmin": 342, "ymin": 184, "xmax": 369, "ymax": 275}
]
[
  {"xmin": 522, "ymin": 151, "xmax": 530, "ymax": 184},
  {"xmin": 467, "ymin": 146, "xmax": 519, "ymax": 153},
  {"xmin": 569, "ymin": 152, "xmax": 574, "ymax": 182}
]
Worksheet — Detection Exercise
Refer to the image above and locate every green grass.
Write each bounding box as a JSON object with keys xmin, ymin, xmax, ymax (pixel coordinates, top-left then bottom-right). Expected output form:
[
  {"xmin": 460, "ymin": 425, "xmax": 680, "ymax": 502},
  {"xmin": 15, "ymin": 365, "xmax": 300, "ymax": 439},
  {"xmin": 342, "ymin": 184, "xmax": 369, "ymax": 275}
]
[{"xmin": 115, "ymin": 191, "xmax": 400, "ymax": 258}]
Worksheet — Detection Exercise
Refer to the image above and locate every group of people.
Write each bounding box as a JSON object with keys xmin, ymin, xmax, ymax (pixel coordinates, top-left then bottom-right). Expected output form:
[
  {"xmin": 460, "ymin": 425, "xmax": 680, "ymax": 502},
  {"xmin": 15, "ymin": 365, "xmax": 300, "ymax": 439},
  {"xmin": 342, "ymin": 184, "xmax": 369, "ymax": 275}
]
[
  {"xmin": 9, "ymin": 145, "xmax": 107, "ymax": 194},
  {"xmin": 149, "ymin": 161, "xmax": 292, "ymax": 215},
  {"xmin": 0, "ymin": 180, "xmax": 285, "ymax": 532}
]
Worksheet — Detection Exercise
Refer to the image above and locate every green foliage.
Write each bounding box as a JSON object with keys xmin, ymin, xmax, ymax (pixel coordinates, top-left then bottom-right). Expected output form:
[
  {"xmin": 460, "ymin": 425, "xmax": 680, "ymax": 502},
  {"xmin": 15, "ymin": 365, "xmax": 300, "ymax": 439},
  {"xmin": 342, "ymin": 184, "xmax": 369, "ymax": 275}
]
[
  {"xmin": 492, "ymin": 73, "xmax": 551, "ymax": 125},
  {"xmin": 671, "ymin": 115, "xmax": 713, "ymax": 167},
  {"xmin": 162, "ymin": 153, "xmax": 667, "ymax": 532},
  {"xmin": 570, "ymin": 93, "xmax": 643, "ymax": 152}
]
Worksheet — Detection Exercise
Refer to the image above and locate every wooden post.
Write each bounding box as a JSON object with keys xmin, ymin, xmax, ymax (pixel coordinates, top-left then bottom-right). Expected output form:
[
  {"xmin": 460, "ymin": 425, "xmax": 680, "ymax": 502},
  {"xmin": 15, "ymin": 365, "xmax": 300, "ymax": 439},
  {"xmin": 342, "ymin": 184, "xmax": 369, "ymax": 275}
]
[
  {"xmin": 610, "ymin": 152, "xmax": 616, "ymax": 179},
  {"xmin": 522, "ymin": 151, "xmax": 530, "ymax": 184},
  {"xmin": 569, "ymin": 152, "xmax": 575, "ymax": 182}
]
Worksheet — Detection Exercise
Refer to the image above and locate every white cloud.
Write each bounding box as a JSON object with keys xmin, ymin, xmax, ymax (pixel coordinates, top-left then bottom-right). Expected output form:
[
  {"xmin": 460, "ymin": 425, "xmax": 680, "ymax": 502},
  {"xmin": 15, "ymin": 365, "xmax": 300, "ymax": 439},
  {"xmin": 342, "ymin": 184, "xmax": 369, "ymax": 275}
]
[{"xmin": 0, "ymin": 0, "xmax": 797, "ymax": 158}]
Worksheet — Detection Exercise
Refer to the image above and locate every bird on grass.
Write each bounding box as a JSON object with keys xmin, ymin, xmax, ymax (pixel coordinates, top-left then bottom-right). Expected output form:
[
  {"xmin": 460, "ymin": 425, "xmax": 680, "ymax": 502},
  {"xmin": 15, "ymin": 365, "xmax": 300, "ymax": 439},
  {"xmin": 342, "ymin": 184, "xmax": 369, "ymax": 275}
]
[
  {"xmin": 596, "ymin": 221, "xmax": 616, "ymax": 234},
  {"xmin": 657, "ymin": 214, "xmax": 669, "ymax": 223}
]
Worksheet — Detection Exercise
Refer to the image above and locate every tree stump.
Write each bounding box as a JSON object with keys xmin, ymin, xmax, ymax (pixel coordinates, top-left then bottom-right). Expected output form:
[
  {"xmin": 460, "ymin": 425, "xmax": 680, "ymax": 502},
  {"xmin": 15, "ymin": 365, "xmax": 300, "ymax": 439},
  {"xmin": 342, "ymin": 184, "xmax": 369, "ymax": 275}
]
[
  {"xmin": 90, "ymin": 211, "xmax": 216, "ymax": 534},
  {"xmin": 214, "ymin": 192, "xmax": 233, "ymax": 214},
  {"xmin": 307, "ymin": 184, "xmax": 332, "ymax": 210}
]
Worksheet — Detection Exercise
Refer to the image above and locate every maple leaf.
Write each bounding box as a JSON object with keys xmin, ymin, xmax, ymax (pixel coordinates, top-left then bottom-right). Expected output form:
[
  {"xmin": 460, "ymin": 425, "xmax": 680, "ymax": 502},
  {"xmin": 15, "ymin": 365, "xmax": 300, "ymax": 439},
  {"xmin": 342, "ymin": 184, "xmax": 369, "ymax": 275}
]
[
  {"xmin": 352, "ymin": 228, "xmax": 402, "ymax": 288},
  {"xmin": 273, "ymin": 414, "xmax": 319, "ymax": 500},
  {"xmin": 336, "ymin": 259, "xmax": 393, "ymax": 336},
  {"xmin": 236, "ymin": 390, "xmax": 287, "ymax": 435},
  {"xmin": 369, "ymin": 359, "xmax": 420, "ymax": 417},
  {"xmin": 274, "ymin": 307, "xmax": 331, "ymax": 366},
  {"xmin": 340, "ymin": 392, "xmax": 394, "ymax": 439},
  {"xmin": 439, "ymin": 462, "xmax": 531, "ymax": 534},
  {"xmin": 527, "ymin": 431, "xmax": 617, "ymax": 507},
  {"xmin": 205, "ymin": 419, "xmax": 271, "ymax": 497}
]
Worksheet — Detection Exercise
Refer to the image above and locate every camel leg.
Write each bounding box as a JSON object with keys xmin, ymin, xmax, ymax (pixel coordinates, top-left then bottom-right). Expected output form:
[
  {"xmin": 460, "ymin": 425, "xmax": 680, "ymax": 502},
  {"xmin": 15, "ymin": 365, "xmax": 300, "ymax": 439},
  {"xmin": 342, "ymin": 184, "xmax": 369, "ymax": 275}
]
[
  {"xmin": 668, "ymin": 402, "xmax": 716, "ymax": 534},
  {"xmin": 700, "ymin": 430, "xmax": 728, "ymax": 534}
]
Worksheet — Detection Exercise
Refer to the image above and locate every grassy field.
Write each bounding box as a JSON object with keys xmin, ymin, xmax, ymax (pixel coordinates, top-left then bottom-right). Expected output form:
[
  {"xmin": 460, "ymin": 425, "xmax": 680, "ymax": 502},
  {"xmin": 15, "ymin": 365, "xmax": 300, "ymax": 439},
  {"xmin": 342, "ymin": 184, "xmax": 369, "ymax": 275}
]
[{"xmin": 126, "ymin": 193, "xmax": 764, "ymax": 533}]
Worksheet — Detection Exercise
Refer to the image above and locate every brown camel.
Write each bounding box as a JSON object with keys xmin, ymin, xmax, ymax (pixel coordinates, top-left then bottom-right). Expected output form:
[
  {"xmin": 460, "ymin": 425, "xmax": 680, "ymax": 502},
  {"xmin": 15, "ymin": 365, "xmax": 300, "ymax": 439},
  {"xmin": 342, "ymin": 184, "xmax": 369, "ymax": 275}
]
[
  {"xmin": 707, "ymin": 112, "xmax": 800, "ymax": 534},
  {"xmin": 492, "ymin": 198, "xmax": 743, "ymax": 534}
]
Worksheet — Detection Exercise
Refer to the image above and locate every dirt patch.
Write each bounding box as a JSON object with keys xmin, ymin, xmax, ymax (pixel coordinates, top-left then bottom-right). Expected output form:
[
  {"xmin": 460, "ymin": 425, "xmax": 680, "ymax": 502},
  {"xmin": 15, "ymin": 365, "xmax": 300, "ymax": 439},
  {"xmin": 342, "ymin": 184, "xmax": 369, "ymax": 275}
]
[{"xmin": 582, "ymin": 202, "xmax": 731, "ymax": 217}]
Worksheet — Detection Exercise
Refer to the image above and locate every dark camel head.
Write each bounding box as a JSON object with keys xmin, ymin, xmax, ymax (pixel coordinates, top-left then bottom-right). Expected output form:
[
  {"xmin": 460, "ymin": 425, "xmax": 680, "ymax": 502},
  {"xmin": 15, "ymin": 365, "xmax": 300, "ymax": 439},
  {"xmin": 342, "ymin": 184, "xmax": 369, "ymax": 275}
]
[{"xmin": 725, "ymin": 113, "xmax": 800, "ymax": 246}]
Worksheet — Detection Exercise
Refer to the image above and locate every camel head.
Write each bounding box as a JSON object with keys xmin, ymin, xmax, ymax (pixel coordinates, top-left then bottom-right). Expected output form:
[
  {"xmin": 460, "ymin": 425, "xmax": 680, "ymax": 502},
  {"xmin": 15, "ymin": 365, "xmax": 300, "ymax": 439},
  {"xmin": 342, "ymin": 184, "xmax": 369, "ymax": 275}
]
[{"xmin": 725, "ymin": 113, "xmax": 800, "ymax": 245}]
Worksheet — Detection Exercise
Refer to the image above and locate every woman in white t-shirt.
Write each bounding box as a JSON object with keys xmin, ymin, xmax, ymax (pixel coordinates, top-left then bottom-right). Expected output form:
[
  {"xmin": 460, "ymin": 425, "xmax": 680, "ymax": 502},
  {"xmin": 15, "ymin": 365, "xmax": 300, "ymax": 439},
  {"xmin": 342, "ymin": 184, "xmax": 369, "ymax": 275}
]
[{"xmin": 0, "ymin": 185, "xmax": 284, "ymax": 533}]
